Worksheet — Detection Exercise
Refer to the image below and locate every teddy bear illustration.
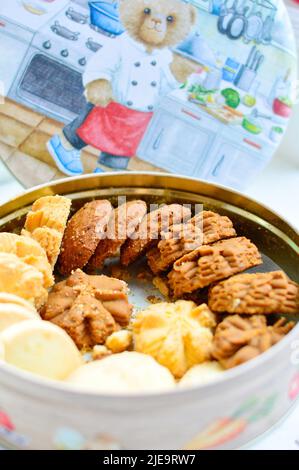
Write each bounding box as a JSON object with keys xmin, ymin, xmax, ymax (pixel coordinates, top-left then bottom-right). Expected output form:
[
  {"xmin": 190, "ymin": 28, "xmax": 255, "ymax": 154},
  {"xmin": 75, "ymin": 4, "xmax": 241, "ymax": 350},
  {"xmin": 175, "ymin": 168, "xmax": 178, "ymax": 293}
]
[{"xmin": 47, "ymin": 0, "xmax": 198, "ymax": 176}]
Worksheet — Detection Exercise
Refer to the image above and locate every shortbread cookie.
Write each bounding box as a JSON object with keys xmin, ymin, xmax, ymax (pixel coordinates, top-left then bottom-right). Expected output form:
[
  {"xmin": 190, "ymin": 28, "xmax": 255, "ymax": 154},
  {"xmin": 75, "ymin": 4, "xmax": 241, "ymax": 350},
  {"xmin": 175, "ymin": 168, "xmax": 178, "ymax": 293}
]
[
  {"xmin": 179, "ymin": 362, "xmax": 224, "ymax": 387},
  {"xmin": 1, "ymin": 320, "xmax": 82, "ymax": 380},
  {"xmin": 0, "ymin": 304, "xmax": 40, "ymax": 333},
  {"xmin": 168, "ymin": 237, "xmax": 262, "ymax": 298},
  {"xmin": 0, "ymin": 232, "xmax": 54, "ymax": 288},
  {"xmin": 25, "ymin": 195, "xmax": 71, "ymax": 233},
  {"xmin": 0, "ymin": 293, "xmax": 38, "ymax": 313},
  {"xmin": 212, "ymin": 315, "xmax": 294, "ymax": 369},
  {"xmin": 133, "ymin": 301, "xmax": 216, "ymax": 378},
  {"xmin": 209, "ymin": 271, "xmax": 299, "ymax": 315},
  {"xmin": 58, "ymin": 200, "xmax": 113, "ymax": 276},
  {"xmin": 0, "ymin": 253, "xmax": 48, "ymax": 310},
  {"xmin": 87, "ymin": 200, "xmax": 147, "ymax": 271},
  {"xmin": 41, "ymin": 270, "xmax": 132, "ymax": 349},
  {"xmin": 120, "ymin": 204, "xmax": 191, "ymax": 266},
  {"xmin": 66, "ymin": 352, "xmax": 176, "ymax": 393},
  {"xmin": 147, "ymin": 211, "xmax": 236, "ymax": 274},
  {"xmin": 23, "ymin": 195, "xmax": 71, "ymax": 268}
]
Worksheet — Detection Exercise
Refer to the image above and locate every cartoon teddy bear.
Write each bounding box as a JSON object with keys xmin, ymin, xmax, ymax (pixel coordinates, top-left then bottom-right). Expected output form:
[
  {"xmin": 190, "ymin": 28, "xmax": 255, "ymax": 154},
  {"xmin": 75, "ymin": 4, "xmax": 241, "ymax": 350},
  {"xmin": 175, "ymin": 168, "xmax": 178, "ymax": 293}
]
[{"xmin": 48, "ymin": 0, "xmax": 198, "ymax": 176}]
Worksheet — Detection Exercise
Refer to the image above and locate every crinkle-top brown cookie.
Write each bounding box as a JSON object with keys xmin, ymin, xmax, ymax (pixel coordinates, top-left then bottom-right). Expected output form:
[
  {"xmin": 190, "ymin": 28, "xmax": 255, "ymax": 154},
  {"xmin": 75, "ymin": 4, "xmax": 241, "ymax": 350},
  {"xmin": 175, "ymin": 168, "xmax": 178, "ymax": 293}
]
[
  {"xmin": 120, "ymin": 204, "xmax": 191, "ymax": 266},
  {"xmin": 209, "ymin": 271, "xmax": 299, "ymax": 315},
  {"xmin": 147, "ymin": 211, "xmax": 236, "ymax": 274},
  {"xmin": 87, "ymin": 200, "xmax": 147, "ymax": 272},
  {"xmin": 58, "ymin": 200, "xmax": 113, "ymax": 276},
  {"xmin": 41, "ymin": 269, "xmax": 132, "ymax": 349},
  {"xmin": 212, "ymin": 315, "xmax": 294, "ymax": 369},
  {"xmin": 168, "ymin": 237, "xmax": 262, "ymax": 298}
]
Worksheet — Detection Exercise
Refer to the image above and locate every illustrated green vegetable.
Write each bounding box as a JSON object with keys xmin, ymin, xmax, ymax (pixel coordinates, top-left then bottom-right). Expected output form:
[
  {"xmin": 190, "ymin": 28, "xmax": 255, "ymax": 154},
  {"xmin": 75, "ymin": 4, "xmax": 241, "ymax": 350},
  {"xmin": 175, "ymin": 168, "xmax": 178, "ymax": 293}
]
[
  {"xmin": 278, "ymin": 97, "xmax": 293, "ymax": 108},
  {"xmin": 188, "ymin": 85, "xmax": 217, "ymax": 105},
  {"xmin": 242, "ymin": 118, "xmax": 262, "ymax": 135},
  {"xmin": 221, "ymin": 88, "xmax": 240, "ymax": 109}
]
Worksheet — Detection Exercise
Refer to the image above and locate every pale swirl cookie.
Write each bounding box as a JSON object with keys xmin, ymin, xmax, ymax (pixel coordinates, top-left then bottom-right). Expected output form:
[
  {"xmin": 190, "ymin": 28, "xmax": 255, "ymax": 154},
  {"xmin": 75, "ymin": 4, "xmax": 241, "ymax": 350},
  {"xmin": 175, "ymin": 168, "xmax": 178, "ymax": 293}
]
[
  {"xmin": 168, "ymin": 237, "xmax": 262, "ymax": 298},
  {"xmin": 120, "ymin": 204, "xmax": 191, "ymax": 266},
  {"xmin": 132, "ymin": 301, "xmax": 216, "ymax": 379},
  {"xmin": 0, "ymin": 253, "xmax": 48, "ymax": 310},
  {"xmin": 66, "ymin": 352, "xmax": 176, "ymax": 393},
  {"xmin": 0, "ymin": 232, "xmax": 54, "ymax": 288},
  {"xmin": 58, "ymin": 200, "xmax": 113, "ymax": 276},
  {"xmin": 209, "ymin": 271, "xmax": 299, "ymax": 315},
  {"xmin": 22, "ymin": 195, "xmax": 71, "ymax": 269},
  {"xmin": 147, "ymin": 211, "xmax": 236, "ymax": 275}
]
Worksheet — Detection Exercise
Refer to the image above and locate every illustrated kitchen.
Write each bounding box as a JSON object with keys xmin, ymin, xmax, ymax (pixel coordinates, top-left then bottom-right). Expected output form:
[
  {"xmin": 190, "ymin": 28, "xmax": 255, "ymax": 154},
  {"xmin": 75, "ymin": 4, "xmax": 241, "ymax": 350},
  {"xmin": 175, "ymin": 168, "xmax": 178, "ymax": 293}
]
[{"xmin": 0, "ymin": 0, "xmax": 296, "ymax": 188}]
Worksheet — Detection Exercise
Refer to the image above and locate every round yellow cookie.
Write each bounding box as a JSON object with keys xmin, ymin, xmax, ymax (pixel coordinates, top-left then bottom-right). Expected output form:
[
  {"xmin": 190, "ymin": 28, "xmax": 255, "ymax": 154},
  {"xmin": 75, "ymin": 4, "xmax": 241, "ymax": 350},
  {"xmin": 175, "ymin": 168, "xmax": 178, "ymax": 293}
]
[
  {"xmin": 67, "ymin": 352, "xmax": 176, "ymax": 394},
  {"xmin": 1, "ymin": 320, "xmax": 82, "ymax": 380},
  {"xmin": 0, "ymin": 304, "xmax": 40, "ymax": 333},
  {"xmin": 0, "ymin": 293, "xmax": 37, "ymax": 313},
  {"xmin": 179, "ymin": 362, "xmax": 224, "ymax": 388}
]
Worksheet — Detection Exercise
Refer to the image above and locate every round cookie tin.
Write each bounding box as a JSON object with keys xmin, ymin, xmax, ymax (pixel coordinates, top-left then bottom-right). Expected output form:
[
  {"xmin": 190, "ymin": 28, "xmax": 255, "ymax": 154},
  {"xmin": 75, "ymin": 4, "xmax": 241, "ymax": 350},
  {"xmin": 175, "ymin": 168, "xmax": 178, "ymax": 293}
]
[
  {"xmin": 0, "ymin": 172, "xmax": 298, "ymax": 450},
  {"xmin": 0, "ymin": 0, "xmax": 297, "ymax": 189}
]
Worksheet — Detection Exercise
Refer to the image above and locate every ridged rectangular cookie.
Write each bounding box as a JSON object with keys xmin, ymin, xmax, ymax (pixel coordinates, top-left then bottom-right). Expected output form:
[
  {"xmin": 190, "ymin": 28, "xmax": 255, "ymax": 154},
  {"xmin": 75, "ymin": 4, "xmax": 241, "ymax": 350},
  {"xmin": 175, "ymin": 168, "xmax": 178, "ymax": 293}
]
[
  {"xmin": 147, "ymin": 211, "xmax": 236, "ymax": 274},
  {"xmin": 168, "ymin": 237, "xmax": 262, "ymax": 298},
  {"xmin": 209, "ymin": 271, "xmax": 299, "ymax": 315}
]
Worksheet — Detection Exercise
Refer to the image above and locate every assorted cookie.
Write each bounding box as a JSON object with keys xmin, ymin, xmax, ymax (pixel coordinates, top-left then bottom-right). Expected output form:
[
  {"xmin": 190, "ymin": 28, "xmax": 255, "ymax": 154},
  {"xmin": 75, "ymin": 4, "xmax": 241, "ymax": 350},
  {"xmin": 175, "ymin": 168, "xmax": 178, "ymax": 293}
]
[
  {"xmin": 1, "ymin": 319, "xmax": 82, "ymax": 380},
  {"xmin": 58, "ymin": 200, "xmax": 113, "ymax": 276},
  {"xmin": 212, "ymin": 315, "xmax": 294, "ymax": 370},
  {"xmin": 209, "ymin": 271, "xmax": 299, "ymax": 315},
  {"xmin": 133, "ymin": 301, "xmax": 216, "ymax": 379},
  {"xmin": 87, "ymin": 200, "xmax": 147, "ymax": 272},
  {"xmin": 66, "ymin": 352, "xmax": 176, "ymax": 394},
  {"xmin": 179, "ymin": 362, "xmax": 224, "ymax": 388},
  {"xmin": 0, "ymin": 232, "xmax": 54, "ymax": 288},
  {"xmin": 0, "ymin": 303, "xmax": 40, "ymax": 333},
  {"xmin": 0, "ymin": 253, "xmax": 48, "ymax": 310},
  {"xmin": 22, "ymin": 195, "xmax": 71, "ymax": 269},
  {"xmin": 120, "ymin": 204, "xmax": 191, "ymax": 266},
  {"xmin": 168, "ymin": 237, "xmax": 262, "ymax": 298},
  {"xmin": 0, "ymin": 193, "xmax": 297, "ymax": 393},
  {"xmin": 147, "ymin": 211, "xmax": 237, "ymax": 275},
  {"xmin": 41, "ymin": 270, "xmax": 132, "ymax": 349}
]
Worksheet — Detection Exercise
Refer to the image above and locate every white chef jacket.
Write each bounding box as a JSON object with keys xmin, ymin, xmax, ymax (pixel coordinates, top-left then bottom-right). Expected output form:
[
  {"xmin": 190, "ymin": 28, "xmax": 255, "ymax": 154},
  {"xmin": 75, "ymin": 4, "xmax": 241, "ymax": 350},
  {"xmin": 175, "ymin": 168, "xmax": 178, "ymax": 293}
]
[{"xmin": 83, "ymin": 33, "xmax": 179, "ymax": 113}]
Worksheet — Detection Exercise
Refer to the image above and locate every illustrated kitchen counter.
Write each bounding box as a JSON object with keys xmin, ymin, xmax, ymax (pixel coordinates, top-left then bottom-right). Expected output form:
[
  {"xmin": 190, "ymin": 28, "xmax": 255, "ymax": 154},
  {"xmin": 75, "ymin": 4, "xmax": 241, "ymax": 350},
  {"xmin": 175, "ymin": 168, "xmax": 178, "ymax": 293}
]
[{"xmin": 138, "ymin": 89, "xmax": 278, "ymax": 190}]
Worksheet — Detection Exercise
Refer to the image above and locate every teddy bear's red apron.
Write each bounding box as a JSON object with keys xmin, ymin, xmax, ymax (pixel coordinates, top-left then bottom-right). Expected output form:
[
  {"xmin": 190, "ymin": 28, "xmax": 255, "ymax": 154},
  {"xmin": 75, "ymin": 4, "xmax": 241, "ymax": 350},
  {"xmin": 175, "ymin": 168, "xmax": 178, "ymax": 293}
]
[{"xmin": 77, "ymin": 102, "xmax": 153, "ymax": 157}]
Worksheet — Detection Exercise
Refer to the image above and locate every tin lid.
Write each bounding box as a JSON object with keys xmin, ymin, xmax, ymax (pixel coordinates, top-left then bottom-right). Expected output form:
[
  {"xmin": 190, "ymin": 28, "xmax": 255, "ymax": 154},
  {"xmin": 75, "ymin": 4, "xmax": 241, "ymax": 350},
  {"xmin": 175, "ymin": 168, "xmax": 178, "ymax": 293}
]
[{"xmin": 0, "ymin": 0, "xmax": 297, "ymax": 190}]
